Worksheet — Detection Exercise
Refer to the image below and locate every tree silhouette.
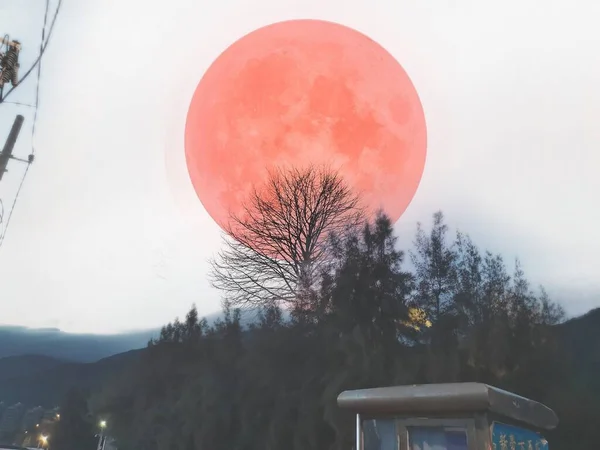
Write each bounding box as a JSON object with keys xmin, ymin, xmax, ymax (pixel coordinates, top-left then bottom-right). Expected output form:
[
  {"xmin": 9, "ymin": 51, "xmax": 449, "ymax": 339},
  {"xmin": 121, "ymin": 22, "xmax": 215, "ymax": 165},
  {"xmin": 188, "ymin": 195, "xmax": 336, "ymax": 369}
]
[
  {"xmin": 51, "ymin": 388, "xmax": 96, "ymax": 450},
  {"xmin": 91, "ymin": 208, "xmax": 583, "ymax": 450},
  {"xmin": 210, "ymin": 165, "xmax": 364, "ymax": 313}
]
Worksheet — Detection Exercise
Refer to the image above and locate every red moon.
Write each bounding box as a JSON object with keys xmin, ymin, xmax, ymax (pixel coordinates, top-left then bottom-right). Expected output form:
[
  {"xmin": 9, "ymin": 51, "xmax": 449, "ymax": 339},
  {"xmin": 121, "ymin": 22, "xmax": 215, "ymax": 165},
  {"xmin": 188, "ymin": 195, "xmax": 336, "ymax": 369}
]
[{"xmin": 185, "ymin": 19, "xmax": 427, "ymax": 228}]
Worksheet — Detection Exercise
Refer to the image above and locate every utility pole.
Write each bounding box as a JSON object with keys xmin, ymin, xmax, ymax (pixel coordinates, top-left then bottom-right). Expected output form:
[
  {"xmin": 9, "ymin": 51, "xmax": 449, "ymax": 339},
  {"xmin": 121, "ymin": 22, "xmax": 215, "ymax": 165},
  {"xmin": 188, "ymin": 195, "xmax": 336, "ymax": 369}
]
[
  {"xmin": 96, "ymin": 421, "xmax": 107, "ymax": 450},
  {"xmin": 0, "ymin": 114, "xmax": 25, "ymax": 183}
]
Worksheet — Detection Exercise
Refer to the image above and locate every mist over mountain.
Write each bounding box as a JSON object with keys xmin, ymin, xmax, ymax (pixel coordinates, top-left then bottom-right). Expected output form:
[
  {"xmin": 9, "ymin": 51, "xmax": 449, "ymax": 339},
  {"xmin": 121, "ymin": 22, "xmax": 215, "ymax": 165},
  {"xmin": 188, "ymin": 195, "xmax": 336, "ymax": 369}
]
[
  {"xmin": 0, "ymin": 325, "xmax": 160, "ymax": 363},
  {"xmin": 0, "ymin": 308, "xmax": 270, "ymax": 364}
]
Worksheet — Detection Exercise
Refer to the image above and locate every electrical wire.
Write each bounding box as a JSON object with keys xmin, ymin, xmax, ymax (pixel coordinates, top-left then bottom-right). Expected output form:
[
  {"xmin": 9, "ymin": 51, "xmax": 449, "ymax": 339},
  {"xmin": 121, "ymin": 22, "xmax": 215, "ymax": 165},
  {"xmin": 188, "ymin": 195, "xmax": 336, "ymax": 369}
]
[
  {"xmin": 0, "ymin": 0, "xmax": 58, "ymax": 248},
  {"xmin": 0, "ymin": 164, "xmax": 28, "ymax": 247},
  {"xmin": 0, "ymin": 198, "xmax": 4, "ymax": 247},
  {"xmin": 30, "ymin": 0, "xmax": 51, "ymax": 158},
  {"xmin": 1, "ymin": 101, "xmax": 34, "ymax": 108}
]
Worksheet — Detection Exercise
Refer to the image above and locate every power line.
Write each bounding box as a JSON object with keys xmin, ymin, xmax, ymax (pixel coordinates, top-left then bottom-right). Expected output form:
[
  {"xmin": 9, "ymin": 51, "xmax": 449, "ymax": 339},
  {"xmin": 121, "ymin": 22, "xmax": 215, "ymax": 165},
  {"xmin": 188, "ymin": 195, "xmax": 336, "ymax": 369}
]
[
  {"xmin": 31, "ymin": 0, "xmax": 51, "ymax": 157},
  {"xmin": 1, "ymin": 101, "xmax": 35, "ymax": 108},
  {"xmin": 0, "ymin": 0, "xmax": 60, "ymax": 248},
  {"xmin": 0, "ymin": 163, "xmax": 29, "ymax": 247}
]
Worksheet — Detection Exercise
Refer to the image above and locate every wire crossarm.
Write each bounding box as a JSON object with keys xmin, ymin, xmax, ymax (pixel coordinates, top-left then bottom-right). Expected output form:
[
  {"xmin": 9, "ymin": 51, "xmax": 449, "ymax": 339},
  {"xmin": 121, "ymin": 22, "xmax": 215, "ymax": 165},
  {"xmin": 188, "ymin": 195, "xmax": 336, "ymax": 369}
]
[{"xmin": 0, "ymin": 0, "xmax": 62, "ymax": 249}]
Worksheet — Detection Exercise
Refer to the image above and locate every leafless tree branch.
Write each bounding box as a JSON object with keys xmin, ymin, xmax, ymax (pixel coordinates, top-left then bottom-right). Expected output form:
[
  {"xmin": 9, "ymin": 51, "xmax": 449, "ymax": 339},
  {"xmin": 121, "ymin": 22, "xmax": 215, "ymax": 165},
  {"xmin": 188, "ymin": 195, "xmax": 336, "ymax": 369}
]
[{"xmin": 209, "ymin": 165, "xmax": 365, "ymax": 311}]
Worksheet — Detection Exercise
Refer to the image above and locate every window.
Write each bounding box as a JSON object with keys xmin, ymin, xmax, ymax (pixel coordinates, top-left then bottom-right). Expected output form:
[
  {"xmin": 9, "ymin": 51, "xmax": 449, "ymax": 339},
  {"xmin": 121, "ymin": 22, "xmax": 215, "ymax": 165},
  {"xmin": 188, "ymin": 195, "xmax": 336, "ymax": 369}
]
[
  {"xmin": 408, "ymin": 426, "xmax": 468, "ymax": 450},
  {"xmin": 363, "ymin": 419, "xmax": 398, "ymax": 450}
]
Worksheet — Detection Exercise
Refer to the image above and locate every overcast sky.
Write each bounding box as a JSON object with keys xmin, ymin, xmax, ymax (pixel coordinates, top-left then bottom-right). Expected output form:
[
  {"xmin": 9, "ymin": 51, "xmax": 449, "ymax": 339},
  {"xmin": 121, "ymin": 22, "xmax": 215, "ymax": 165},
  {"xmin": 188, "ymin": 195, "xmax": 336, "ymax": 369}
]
[{"xmin": 0, "ymin": 0, "xmax": 598, "ymax": 333}]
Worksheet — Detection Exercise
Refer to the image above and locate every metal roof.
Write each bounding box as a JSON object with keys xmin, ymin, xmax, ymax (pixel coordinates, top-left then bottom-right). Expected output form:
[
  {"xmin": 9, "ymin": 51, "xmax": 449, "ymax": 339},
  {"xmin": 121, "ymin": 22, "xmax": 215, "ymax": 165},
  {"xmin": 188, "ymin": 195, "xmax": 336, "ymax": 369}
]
[{"xmin": 337, "ymin": 382, "xmax": 558, "ymax": 431}]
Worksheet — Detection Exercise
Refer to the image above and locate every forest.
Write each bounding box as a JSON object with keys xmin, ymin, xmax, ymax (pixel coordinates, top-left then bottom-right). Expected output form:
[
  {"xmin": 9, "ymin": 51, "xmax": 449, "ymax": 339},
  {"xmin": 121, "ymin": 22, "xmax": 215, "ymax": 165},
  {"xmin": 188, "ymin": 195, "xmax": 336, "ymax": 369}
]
[{"xmin": 52, "ymin": 166, "xmax": 598, "ymax": 450}]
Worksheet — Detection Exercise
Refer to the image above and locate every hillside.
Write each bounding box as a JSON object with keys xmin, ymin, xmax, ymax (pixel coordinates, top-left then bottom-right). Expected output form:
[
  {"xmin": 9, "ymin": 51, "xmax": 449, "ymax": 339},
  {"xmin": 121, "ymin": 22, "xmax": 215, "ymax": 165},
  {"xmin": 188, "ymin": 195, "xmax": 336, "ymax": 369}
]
[
  {"xmin": 559, "ymin": 307, "xmax": 600, "ymax": 358},
  {"xmin": 0, "ymin": 309, "xmax": 257, "ymax": 364},
  {"xmin": 555, "ymin": 307, "xmax": 600, "ymax": 393},
  {"xmin": 0, "ymin": 354, "xmax": 67, "ymax": 379},
  {"xmin": 0, "ymin": 308, "xmax": 597, "ymax": 414},
  {"xmin": 0, "ymin": 350, "xmax": 144, "ymax": 407}
]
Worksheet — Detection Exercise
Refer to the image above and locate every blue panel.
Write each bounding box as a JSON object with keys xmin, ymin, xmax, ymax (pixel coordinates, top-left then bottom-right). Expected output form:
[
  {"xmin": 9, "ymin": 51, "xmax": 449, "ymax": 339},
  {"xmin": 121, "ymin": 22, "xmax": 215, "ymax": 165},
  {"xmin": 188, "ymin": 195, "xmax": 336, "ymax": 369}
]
[
  {"xmin": 446, "ymin": 430, "xmax": 468, "ymax": 450},
  {"xmin": 491, "ymin": 422, "xmax": 549, "ymax": 450}
]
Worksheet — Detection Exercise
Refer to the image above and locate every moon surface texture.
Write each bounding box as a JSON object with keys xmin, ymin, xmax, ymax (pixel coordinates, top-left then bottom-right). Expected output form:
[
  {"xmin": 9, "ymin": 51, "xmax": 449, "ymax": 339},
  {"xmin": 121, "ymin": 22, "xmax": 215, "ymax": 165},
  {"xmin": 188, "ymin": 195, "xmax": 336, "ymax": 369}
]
[{"xmin": 185, "ymin": 19, "xmax": 427, "ymax": 229}]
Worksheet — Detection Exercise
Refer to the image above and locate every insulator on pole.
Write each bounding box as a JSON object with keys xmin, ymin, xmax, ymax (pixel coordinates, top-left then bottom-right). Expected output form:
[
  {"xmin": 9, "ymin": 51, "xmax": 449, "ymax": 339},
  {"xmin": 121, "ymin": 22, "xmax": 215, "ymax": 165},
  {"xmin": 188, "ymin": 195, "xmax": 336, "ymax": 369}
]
[{"xmin": 0, "ymin": 37, "xmax": 21, "ymax": 89}]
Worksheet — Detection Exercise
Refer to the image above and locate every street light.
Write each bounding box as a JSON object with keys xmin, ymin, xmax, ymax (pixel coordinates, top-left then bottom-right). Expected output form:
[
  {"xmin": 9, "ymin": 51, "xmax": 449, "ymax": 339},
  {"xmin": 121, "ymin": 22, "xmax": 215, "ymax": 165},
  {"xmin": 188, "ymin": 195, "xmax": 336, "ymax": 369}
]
[{"xmin": 97, "ymin": 421, "xmax": 107, "ymax": 450}]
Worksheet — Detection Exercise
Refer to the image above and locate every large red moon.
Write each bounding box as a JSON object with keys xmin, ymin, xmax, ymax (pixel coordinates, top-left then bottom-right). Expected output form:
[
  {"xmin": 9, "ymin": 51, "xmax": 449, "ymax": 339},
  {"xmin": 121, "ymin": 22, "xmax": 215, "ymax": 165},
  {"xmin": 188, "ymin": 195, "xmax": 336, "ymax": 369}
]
[{"xmin": 185, "ymin": 19, "xmax": 427, "ymax": 229}]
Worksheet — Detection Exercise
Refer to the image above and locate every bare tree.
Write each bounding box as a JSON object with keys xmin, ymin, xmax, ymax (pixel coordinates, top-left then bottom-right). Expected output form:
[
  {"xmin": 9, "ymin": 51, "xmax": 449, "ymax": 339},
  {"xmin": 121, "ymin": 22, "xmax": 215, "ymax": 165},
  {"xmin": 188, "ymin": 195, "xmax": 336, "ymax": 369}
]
[{"xmin": 209, "ymin": 165, "xmax": 365, "ymax": 311}]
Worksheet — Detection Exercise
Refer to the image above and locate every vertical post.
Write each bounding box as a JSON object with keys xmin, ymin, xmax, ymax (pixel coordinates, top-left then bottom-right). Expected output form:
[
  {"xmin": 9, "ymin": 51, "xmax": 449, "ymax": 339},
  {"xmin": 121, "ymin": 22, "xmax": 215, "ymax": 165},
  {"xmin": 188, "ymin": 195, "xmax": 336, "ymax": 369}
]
[
  {"xmin": 0, "ymin": 115, "xmax": 25, "ymax": 182},
  {"xmin": 96, "ymin": 431, "xmax": 103, "ymax": 450},
  {"xmin": 97, "ymin": 421, "xmax": 107, "ymax": 450},
  {"xmin": 356, "ymin": 413, "xmax": 363, "ymax": 450}
]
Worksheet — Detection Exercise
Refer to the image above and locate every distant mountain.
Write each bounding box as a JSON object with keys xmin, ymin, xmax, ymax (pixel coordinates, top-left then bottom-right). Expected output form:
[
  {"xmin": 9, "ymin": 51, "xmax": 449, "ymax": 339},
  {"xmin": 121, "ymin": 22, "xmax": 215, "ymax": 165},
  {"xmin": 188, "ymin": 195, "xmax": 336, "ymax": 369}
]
[
  {"xmin": 558, "ymin": 307, "xmax": 600, "ymax": 345},
  {"xmin": 0, "ymin": 326, "xmax": 160, "ymax": 363},
  {"xmin": 0, "ymin": 307, "xmax": 292, "ymax": 407},
  {"xmin": 0, "ymin": 309, "xmax": 272, "ymax": 364},
  {"xmin": 0, "ymin": 349, "xmax": 144, "ymax": 407},
  {"xmin": 0, "ymin": 306, "xmax": 286, "ymax": 365},
  {"xmin": 0, "ymin": 308, "xmax": 597, "ymax": 411},
  {"xmin": 556, "ymin": 307, "xmax": 600, "ymax": 388}
]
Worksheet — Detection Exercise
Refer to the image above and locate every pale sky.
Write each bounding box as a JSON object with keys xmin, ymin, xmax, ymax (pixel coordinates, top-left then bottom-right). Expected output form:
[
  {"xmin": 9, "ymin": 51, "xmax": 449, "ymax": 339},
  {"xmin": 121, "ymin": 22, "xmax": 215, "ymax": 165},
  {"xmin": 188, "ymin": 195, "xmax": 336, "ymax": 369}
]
[{"xmin": 0, "ymin": 0, "xmax": 598, "ymax": 333}]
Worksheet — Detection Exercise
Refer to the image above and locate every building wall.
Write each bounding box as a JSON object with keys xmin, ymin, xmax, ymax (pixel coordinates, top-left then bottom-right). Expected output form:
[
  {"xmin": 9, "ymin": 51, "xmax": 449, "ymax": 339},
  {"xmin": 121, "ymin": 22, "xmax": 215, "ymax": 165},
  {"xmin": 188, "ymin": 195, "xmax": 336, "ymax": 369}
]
[{"xmin": 0, "ymin": 403, "xmax": 25, "ymax": 437}]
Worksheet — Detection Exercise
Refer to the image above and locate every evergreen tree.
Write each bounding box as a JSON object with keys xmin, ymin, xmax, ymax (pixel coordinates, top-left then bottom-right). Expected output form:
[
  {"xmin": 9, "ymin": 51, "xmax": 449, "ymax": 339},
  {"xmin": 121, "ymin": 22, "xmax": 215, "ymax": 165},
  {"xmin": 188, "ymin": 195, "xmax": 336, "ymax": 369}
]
[
  {"xmin": 410, "ymin": 211, "xmax": 456, "ymax": 321},
  {"xmin": 91, "ymin": 208, "xmax": 579, "ymax": 450}
]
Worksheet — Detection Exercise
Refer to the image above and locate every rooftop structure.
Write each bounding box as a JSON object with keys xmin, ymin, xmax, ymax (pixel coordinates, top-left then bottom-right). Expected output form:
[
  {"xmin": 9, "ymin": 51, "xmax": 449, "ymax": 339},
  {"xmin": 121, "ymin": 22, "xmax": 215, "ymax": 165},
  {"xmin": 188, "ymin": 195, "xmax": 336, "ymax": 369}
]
[{"xmin": 337, "ymin": 383, "xmax": 556, "ymax": 450}]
